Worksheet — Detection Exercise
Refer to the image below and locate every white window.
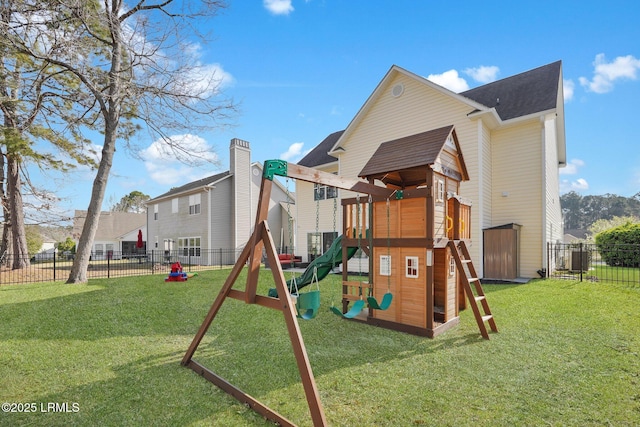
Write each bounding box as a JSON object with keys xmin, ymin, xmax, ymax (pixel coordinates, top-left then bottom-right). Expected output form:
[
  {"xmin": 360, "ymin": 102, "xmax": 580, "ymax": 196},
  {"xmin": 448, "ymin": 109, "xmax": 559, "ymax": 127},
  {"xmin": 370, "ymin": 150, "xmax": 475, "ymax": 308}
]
[
  {"xmin": 406, "ymin": 256, "xmax": 419, "ymax": 278},
  {"xmin": 189, "ymin": 194, "xmax": 201, "ymax": 215},
  {"xmin": 449, "ymin": 256, "xmax": 456, "ymax": 276},
  {"xmin": 436, "ymin": 179, "xmax": 445, "ymax": 203},
  {"xmin": 314, "ymin": 183, "xmax": 338, "ymax": 201},
  {"xmin": 380, "ymin": 255, "xmax": 391, "ymax": 276},
  {"xmin": 153, "ymin": 204, "xmax": 158, "ymax": 220},
  {"xmin": 94, "ymin": 243, "xmax": 104, "ymax": 256},
  {"xmin": 172, "ymin": 198, "xmax": 179, "ymax": 213},
  {"xmin": 178, "ymin": 237, "xmax": 201, "ymax": 256}
]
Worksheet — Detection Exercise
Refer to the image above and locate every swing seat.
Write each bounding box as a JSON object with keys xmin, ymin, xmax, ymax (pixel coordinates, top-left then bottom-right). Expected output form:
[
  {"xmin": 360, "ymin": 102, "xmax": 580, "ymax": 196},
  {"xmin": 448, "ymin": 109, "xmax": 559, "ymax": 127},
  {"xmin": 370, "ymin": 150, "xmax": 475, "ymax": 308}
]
[
  {"xmin": 367, "ymin": 292, "xmax": 393, "ymax": 310},
  {"xmin": 296, "ymin": 290, "xmax": 321, "ymax": 320},
  {"xmin": 330, "ymin": 299, "xmax": 366, "ymax": 319}
]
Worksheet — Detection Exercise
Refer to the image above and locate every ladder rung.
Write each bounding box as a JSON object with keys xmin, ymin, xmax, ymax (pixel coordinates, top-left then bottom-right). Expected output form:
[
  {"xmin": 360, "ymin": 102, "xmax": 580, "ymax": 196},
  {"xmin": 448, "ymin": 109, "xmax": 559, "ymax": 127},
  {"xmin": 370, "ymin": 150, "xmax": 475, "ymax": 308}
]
[
  {"xmin": 461, "ymin": 259, "xmax": 472, "ymax": 263},
  {"xmin": 468, "ymin": 277, "xmax": 480, "ymax": 282},
  {"xmin": 482, "ymin": 315, "xmax": 493, "ymax": 323},
  {"xmin": 475, "ymin": 296, "xmax": 486, "ymax": 302}
]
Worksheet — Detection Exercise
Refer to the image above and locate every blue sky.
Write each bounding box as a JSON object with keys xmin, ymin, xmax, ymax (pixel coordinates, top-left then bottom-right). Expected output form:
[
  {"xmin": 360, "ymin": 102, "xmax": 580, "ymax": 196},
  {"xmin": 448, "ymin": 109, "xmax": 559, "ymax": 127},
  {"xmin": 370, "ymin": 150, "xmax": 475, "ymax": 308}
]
[{"xmin": 36, "ymin": 0, "xmax": 640, "ymax": 219}]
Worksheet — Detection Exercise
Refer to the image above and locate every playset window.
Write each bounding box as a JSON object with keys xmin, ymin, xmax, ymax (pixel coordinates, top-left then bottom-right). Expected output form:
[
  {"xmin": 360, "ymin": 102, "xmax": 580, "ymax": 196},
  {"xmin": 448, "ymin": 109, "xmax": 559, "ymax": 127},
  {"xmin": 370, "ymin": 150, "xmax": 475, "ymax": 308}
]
[
  {"xmin": 380, "ymin": 255, "xmax": 391, "ymax": 276},
  {"xmin": 436, "ymin": 179, "xmax": 445, "ymax": 203},
  {"xmin": 406, "ymin": 256, "xmax": 419, "ymax": 278}
]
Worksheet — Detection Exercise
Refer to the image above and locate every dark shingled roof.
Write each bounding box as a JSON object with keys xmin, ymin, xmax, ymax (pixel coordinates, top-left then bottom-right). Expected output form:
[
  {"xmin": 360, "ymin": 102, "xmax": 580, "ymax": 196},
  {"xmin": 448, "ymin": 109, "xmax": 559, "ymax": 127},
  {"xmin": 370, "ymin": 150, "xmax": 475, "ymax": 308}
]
[
  {"xmin": 297, "ymin": 130, "xmax": 344, "ymax": 167},
  {"xmin": 149, "ymin": 171, "xmax": 230, "ymax": 201},
  {"xmin": 359, "ymin": 125, "xmax": 463, "ymax": 188},
  {"xmin": 460, "ymin": 61, "xmax": 561, "ymax": 121}
]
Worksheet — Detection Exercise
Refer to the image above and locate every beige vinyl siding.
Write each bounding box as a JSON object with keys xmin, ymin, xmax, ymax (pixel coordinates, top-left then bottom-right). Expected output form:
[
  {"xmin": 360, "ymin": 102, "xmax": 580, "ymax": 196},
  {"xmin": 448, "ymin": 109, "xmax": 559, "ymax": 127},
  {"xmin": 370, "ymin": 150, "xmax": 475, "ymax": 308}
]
[
  {"xmin": 295, "ymin": 164, "xmax": 339, "ymax": 261},
  {"xmin": 544, "ymin": 114, "xmax": 563, "ymax": 272},
  {"xmin": 338, "ymin": 73, "xmax": 481, "ymax": 266},
  {"xmin": 491, "ymin": 121, "xmax": 543, "ymax": 277},
  {"xmin": 295, "ymin": 180, "xmax": 316, "ymax": 259},
  {"xmin": 339, "ymin": 74, "xmax": 478, "ymax": 183},
  {"xmin": 467, "ymin": 121, "xmax": 493, "ymax": 276}
]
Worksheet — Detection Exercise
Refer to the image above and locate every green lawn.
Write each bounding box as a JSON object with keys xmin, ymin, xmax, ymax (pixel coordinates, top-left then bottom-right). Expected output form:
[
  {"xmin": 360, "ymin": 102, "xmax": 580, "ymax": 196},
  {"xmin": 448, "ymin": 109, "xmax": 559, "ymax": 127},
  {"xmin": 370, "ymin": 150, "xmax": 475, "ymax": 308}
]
[{"xmin": 1, "ymin": 270, "xmax": 639, "ymax": 426}]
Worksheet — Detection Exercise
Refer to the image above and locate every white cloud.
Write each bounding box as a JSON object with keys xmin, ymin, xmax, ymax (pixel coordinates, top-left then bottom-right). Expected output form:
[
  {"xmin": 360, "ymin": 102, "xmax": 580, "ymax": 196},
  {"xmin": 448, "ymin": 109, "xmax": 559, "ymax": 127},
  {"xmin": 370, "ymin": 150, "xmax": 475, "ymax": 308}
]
[
  {"xmin": 426, "ymin": 70, "xmax": 469, "ymax": 93},
  {"xmin": 570, "ymin": 178, "xmax": 589, "ymax": 191},
  {"xmin": 464, "ymin": 65, "xmax": 499, "ymax": 84},
  {"xmin": 141, "ymin": 134, "xmax": 218, "ymax": 185},
  {"xmin": 560, "ymin": 178, "xmax": 589, "ymax": 194},
  {"xmin": 264, "ymin": 0, "xmax": 294, "ymax": 15},
  {"xmin": 280, "ymin": 142, "xmax": 308, "ymax": 162},
  {"xmin": 330, "ymin": 105, "xmax": 342, "ymax": 116},
  {"xmin": 563, "ymin": 79, "xmax": 575, "ymax": 102},
  {"xmin": 579, "ymin": 53, "xmax": 640, "ymax": 94},
  {"xmin": 559, "ymin": 159, "xmax": 588, "ymax": 193},
  {"xmin": 560, "ymin": 158, "xmax": 584, "ymax": 175}
]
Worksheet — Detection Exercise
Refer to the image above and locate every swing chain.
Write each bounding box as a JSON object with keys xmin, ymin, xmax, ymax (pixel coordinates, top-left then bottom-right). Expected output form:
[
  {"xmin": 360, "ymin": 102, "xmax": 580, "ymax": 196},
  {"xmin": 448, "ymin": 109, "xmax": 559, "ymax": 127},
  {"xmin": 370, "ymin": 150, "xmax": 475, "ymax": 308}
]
[
  {"xmin": 356, "ymin": 194, "xmax": 364, "ymax": 297},
  {"xmin": 386, "ymin": 196, "xmax": 392, "ymax": 291}
]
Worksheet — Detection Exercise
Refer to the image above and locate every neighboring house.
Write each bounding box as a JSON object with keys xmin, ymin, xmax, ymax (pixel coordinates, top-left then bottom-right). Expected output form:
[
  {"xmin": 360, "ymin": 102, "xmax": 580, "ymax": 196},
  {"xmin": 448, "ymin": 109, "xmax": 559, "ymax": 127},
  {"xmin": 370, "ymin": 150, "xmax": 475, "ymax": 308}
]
[
  {"xmin": 72, "ymin": 211, "xmax": 147, "ymax": 260},
  {"xmin": 296, "ymin": 61, "xmax": 566, "ymax": 280},
  {"xmin": 33, "ymin": 245, "xmax": 56, "ymax": 261},
  {"xmin": 145, "ymin": 138, "xmax": 293, "ymax": 266}
]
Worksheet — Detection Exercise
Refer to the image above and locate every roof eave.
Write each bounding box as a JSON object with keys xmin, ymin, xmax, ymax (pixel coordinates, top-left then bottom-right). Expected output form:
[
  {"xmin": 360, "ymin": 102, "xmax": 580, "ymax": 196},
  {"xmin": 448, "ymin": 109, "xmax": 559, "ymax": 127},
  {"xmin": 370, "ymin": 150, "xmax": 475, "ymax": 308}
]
[
  {"xmin": 466, "ymin": 107, "xmax": 502, "ymax": 130},
  {"xmin": 147, "ymin": 176, "xmax": 229, "ymax": 204}
]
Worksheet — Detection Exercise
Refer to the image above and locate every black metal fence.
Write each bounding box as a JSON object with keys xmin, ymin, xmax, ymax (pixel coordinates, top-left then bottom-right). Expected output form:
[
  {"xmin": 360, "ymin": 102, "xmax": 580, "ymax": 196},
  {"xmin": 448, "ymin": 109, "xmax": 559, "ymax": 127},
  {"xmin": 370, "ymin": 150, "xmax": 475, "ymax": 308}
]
[
  {"xmin": 547, "ymin": 242, "xmax": 640, "ymax": 285},
  {"xmin": 0, "ymin": 249, "xmax": 243, "ymax": 285}
]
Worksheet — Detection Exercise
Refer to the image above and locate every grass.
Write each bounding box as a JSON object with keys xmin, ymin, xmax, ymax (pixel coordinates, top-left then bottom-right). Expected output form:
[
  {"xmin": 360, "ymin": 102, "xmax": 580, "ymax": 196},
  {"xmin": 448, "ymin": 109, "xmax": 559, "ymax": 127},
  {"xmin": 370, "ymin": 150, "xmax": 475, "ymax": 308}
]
[{"xmin": 1, "ymin": 270, "xmax": 639, "ymax": 426}]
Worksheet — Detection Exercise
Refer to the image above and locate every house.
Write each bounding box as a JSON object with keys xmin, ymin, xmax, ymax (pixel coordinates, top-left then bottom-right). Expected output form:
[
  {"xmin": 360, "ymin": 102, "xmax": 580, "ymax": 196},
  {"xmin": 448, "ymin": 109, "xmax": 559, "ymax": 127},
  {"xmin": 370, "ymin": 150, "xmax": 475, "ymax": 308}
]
[
  {"xmin": 295, "ymin": 61, "xmax": 566, "ymax": 280},
  {"xmin": 72, "ymin": 211, "xmax": 147, "ymax": 260},
  {"xmin": 145, "ymin": 138, "xmax": 293, "ymax": 266}
]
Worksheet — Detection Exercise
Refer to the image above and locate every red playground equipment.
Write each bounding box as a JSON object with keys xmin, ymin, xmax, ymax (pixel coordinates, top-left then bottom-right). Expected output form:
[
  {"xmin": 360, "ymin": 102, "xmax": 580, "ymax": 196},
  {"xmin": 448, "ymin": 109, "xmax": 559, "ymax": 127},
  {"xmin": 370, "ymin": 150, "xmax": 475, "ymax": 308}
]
[{"xmin": 165, "ymin": 262, "xmax": 188, "ymax": 282}]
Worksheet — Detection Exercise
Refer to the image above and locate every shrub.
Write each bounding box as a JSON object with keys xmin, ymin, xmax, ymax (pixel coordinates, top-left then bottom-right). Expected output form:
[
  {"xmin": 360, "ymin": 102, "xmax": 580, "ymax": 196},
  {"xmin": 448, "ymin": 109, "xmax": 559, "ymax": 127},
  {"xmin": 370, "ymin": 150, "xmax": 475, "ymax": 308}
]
[{"xmin": 595, "ymin": 221, "xmax": 640, "ymax": 267}]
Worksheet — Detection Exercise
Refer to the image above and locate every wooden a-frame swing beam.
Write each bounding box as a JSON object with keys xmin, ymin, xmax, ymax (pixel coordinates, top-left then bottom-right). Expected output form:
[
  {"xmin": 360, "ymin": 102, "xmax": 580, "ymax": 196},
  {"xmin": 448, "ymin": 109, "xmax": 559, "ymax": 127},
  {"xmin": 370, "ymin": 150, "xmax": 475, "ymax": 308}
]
[{"xmin": 181, "ymin": 161, "xmax": 411, "ymax": 426}]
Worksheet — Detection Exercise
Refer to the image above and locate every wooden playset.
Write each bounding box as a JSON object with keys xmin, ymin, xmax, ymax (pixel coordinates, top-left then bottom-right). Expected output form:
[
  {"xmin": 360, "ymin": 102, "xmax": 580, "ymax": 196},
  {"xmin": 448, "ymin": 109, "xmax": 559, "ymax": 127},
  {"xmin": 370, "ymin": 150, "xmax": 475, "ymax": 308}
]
[
  {"xmin": 336, "ymin": 125, "xmax": 495, "ymax": 338},
  {"xmin": 181, "ymin": 125, "xmax": 496, "ymax": 426}
]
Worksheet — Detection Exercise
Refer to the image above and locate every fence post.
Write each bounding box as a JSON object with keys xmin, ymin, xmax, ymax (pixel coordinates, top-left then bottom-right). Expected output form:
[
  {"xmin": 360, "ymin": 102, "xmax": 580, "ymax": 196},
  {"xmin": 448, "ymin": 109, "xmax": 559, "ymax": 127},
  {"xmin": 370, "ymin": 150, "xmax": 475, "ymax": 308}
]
[
  {"xmin": 219, "ymin": 248, "xmax": 222, "ymax": 268},
  {"xmin": 546, "ymin": 242, "xmax": 549, "ymax": 278},
  {"xmin": 107, "ymin": 254, "xmax": 110, "ymax": 279},
  {"xmin": 53, "ymin": 250, "xmax": 57, "ymax": 282},
  {"xmin": 579, "ymin": 242, "xmax": 583, "ymax": 282}
]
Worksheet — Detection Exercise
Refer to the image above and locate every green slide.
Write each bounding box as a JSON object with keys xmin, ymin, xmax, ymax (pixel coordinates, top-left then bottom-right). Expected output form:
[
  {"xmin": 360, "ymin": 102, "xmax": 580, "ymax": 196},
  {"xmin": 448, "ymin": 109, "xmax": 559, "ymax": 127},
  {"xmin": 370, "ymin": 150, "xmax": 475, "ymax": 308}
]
[{"xmin": 268, "ymin": 235, "xmax": 358, "ymax": 298}]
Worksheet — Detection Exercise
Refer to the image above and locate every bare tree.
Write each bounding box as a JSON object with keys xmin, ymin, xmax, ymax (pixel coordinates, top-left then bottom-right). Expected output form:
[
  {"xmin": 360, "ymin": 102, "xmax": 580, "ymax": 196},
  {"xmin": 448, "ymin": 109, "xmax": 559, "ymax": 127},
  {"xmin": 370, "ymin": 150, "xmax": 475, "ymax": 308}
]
[
  {"xmin": 1, "ymin": 0, "xmax": 101, "ymax": 268},
  {"xmin": 5, "ymin": 0, "xmax": 235, "ymax": 283}
]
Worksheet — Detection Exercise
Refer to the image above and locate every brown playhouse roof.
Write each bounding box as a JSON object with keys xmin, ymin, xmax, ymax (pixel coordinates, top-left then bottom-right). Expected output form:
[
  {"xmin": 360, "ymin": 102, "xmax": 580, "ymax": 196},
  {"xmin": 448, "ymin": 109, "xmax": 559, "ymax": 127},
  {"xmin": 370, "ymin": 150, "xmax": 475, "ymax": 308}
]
[{"xmin": 359, "ymin": 125, "xmax": 468, "ymax": 188}]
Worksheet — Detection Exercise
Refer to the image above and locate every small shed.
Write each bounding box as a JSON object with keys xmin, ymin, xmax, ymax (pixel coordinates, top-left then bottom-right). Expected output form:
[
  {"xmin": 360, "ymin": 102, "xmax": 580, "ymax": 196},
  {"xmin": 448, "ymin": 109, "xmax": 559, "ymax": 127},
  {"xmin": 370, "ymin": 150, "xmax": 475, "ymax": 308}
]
[{"xmin": 483, "ymin": 223, "xmax": 521, "ymax": 280}]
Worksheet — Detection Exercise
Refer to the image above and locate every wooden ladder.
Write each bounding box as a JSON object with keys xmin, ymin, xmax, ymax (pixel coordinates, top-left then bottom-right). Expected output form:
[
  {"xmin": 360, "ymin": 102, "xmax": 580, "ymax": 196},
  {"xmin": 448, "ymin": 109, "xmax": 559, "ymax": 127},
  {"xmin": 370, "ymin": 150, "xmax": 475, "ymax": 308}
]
[{"xmin": 449, "ymin": 240, "xmax": 498, "ymax": 339}]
